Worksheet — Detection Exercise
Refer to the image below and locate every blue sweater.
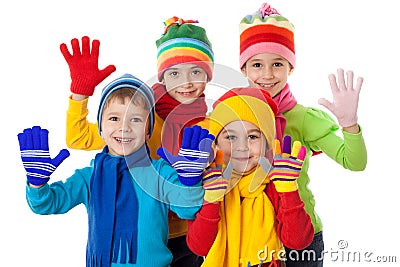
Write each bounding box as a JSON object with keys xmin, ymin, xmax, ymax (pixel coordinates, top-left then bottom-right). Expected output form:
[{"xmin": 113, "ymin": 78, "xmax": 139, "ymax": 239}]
[{"xmin": 26, "ymin": 157, "xmax": 204, "ymax": 266}]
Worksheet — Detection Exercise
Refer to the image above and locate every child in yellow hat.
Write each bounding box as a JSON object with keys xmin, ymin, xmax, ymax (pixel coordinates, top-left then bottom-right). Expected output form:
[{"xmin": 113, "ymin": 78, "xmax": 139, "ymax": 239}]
[{"xmin": 187, "ymin": 88, "xmax": 314, "ymax": 267}]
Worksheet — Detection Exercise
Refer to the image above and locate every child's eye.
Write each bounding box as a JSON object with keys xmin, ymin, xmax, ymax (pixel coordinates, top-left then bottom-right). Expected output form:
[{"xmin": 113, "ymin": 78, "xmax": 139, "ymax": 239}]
[
  {"xmin": 226, "ymin": 135, "xmax": 237, "ymax": 141},
  {"xmin": 191, "ymin": 69, "xmax": 207, "ymax": 82},
  {"xmin": 252, "ymin": 63, "xmax": 262, "ymax": 68},
  {"xmin": 192, "ymin": 69, "xmax": 202, "ymax": 75},
  {"xmin": 130, "ymin": 118, "xmax": 143, "ymax": 123},
  {"xmin": 168, "ymin": 71, "xmax": 179, "ymax": 77},
  {"xmin": 248, "ymin": 134, "xmax": 259, "ymax": 140},
  {"xmin": 273, "ymin": 62, "xmax": 283, "ymax": 67},
  {"xmin": 109, "ymin": 116, "xmax": 119, "ymax": 121}
]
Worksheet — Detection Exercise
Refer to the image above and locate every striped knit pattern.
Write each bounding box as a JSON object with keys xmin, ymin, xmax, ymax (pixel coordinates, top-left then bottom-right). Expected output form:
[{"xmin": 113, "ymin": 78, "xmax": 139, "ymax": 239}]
[
  {"xmin": 173, "ymin": 148, "xmax": 210, "ymax": 180},
  {"xmin": 268, "ymin": 158, "xmax": 302, "ymax": 181},
  {"xmin": 97, "ymin": 74, "xmax": 155, "ymax": 136},
  {"xmin": 203, "ymin": 169, "xmax": 228, "ymax": 190},
  {"xmin": 21, "ymin": 150, "xmax": 56, "ymax": 179},
  {"xmin": 156, "ymin": 18, "xmax": 214, "ymax": 81},
  {"xmin": 239, "ymin": 5, "xmax": 296, "ymax": 68},
  {"xmin": 157, "ymin": 37, "xmax": 214, "ymax": 81},
  {"xmin": 203, "ymin": 168, "xmax": 228, "ymax": 202},
  {"xmin": 268, "ymin": 156, "xmax": 302, "ymax": 192}
]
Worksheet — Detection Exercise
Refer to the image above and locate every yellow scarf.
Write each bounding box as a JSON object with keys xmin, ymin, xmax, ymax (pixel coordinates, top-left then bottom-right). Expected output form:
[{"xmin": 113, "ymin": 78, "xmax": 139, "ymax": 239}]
[{"xmin": 202, "ymin": 166, "xmax": 283, "ymax": 267}]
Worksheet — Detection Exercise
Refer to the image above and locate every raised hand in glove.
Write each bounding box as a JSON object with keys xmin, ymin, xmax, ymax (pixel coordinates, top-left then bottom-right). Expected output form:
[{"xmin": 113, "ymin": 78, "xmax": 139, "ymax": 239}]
[
  {"xmin": 318, "ymin": 68, "xmax": 363, "ymax": 128},
  {"xmin": 157, "ymin": 125, "xmax": 214, "ymax": 186},
  {"xmin": 268, "ymin": 135, "xmax": 306, "ymax": 193},
  {"xmin": 203, "ymin": 150, "xmax": 229, "ymax": 203},
  {"xmin": 18, "ymin": 126, "xmax": 70, "ymax": 186},
  {"xmin": 60, "ymin": 36, "xmax": 116, "ymax": 96}
]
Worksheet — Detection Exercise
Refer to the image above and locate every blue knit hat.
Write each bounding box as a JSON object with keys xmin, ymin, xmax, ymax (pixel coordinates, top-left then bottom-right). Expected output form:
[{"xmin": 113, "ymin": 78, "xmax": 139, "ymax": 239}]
[{"xmin": 97, "ymin": 73, "xmax": 155, "ymax": 136}]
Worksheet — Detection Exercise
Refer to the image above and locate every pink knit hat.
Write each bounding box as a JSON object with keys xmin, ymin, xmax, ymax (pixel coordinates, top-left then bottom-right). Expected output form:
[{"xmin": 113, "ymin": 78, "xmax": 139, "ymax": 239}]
[{"xmin": 239, "ymin": 3, "xmax": 295, "ymax": 68}]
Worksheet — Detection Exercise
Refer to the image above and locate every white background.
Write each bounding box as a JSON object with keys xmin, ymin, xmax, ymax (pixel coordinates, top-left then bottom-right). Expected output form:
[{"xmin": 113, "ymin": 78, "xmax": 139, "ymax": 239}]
[{"xmin": 1, "ymin": 0, "xmax": 399, "ymax": 266}]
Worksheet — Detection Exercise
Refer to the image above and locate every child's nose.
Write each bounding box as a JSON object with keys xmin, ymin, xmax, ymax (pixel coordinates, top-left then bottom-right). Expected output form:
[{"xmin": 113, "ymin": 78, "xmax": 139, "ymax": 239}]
[
  {"xmin": 119, "ymin": 120, "xmax": 131, "ymax": 132},
  {"xmin": 236, "ymin": 139, "xmax": 249, "ymax": 151},
  {"xmin": 182, "ymin": 80, "xmax": 194, "ymax": 88},
  {"xmin": 262, "ymin": 67, "xmax": 274, "ymax": 79}
]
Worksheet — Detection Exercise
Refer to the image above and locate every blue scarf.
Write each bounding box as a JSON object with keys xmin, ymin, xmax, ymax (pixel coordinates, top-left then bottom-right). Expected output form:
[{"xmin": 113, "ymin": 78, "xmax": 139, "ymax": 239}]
[{"xmin": 86, "ymin": 144, "xmax": 151, "ymax": 267}]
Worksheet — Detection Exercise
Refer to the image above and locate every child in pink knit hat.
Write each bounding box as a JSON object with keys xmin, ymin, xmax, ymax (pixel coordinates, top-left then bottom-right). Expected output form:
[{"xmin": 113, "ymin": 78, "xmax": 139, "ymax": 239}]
[{"xmin": 239, "ymin": 3, "xmax": 367, "ymax": 266}]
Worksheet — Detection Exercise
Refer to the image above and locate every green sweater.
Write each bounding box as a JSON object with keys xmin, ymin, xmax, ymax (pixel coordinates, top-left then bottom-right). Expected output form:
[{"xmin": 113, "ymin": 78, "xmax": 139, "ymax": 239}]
[{"xmin": 283, "ymin": 104, "xmax": 367, "ymax": 233}]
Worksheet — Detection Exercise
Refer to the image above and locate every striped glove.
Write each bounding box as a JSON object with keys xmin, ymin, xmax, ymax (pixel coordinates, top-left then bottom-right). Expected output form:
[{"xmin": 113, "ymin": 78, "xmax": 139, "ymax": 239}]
[
  {"xmin": 203, "ymin": 150, "xmax": 229, "ymax": 203},
  {"xmin": 157, "ymin": 125, "xmax": 214, "ymax": 186},
  {"xmin": 17, "ymin": 126, "xmax": 70, "ymax": 186},
  {"xmin": 268, "ymin": 135, "xmax": 306, "ymax": 193}
]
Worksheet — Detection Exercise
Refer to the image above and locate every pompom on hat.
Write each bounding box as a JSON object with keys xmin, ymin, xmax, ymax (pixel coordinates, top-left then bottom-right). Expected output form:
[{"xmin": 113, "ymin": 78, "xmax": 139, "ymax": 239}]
[
  {"xmin": 156, "ymin": 16, "xmax": 214, "ymax": 81},
  {"xmin": 209, "ymin": 88, "xmax": 278, "ymax": 150},
  {"xmin": 239, "ymin": 3, "xmax": 295, "ymax": 68},
  {"xmin": 97, "ymin": 73, "xmax": 155, "ymax": 136}
]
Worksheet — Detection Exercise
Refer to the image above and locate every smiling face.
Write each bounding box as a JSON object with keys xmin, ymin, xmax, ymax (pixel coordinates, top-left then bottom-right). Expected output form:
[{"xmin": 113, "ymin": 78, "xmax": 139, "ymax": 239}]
[
  {"xmin": 216, "ymin": 120, "xmax": 268, "ymax": 173},
  {"xmin": 162, "ymin": 63, "xmax": 207, "ymax": 104},
  {"xmin": 100, "ymin": 90, "xmax": 150, "ymax": 156},
  {"xmin": 241, "ymin": 52, "xmax": 294, "ymax": 97}
]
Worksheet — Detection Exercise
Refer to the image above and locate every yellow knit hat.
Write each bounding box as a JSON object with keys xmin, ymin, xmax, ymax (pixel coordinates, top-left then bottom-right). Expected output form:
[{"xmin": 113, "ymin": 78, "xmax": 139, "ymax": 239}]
[{"xmin": 209, "ymin": 88, "xmax": 277, "ymax": 150}]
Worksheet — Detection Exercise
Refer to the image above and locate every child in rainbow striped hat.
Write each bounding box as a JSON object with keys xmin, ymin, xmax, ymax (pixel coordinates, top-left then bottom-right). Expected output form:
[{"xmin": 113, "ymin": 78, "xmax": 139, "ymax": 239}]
[
  {"xmin": 152, "ymin": 16, "xmax": 214, "ymax": 267},
  {"xmin": 238, "ymin": 3, "xmax": 367, "ymax": 266},
  {"xmin": 61, "ymin": 17, "xmax": 214, "ymax": 267}
]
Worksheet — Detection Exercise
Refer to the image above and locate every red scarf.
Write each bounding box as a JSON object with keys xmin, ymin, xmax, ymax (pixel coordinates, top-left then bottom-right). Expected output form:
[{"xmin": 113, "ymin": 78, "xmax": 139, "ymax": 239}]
[
  {"xmin": 272, "ymin": 84, "xmax": 297, "ymax": 143},
  {"xmin": 153, "ymin": 83, "xmax": 208, "ymax": 155}
]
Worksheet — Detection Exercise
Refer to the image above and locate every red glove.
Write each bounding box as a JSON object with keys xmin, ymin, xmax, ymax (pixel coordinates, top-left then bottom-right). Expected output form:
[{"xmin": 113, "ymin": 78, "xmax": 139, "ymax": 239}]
[{"xmin": 60, "ymin": 36, "xmax": 116, "ymax": 96}]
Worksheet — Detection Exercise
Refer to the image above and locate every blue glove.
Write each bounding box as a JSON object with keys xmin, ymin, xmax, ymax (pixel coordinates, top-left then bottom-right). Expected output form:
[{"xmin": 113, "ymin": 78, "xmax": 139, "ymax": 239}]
[
  {"xmin": 157, "ymin": 125, "xmax": 215, "ymax": 186},
  {"xmin": 17, "ymin": 126, "xmax": 70, "ymax": 186}
]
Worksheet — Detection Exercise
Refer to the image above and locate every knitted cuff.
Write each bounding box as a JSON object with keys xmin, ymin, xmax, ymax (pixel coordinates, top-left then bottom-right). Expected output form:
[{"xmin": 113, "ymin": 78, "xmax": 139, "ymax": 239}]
[
  {"xmin": 178, "ymin": 175, "xmax": 202, "ymax": 186},
  {"xmin": 338, "ymin": 116, "xmax": 358, "ymax": 129},
  {"xmin": 273, "ymin": 181, "xmax": 298, "ymax": 193},
  {"xmin": 203, "ymin": 170, "xmax": 228, "ymax": 202},
  {"xmin": 204, "ymin": 190, "xmax": 225, "ymax": 203},
  {"xmin": 70, "ymin": 75, "xmax": 96, "ymax": 96}
]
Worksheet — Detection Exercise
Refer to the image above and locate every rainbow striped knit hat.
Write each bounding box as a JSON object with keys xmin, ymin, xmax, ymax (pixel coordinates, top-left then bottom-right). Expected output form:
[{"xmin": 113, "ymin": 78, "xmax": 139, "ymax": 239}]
[
  {"xmin": 156, "ymin": 16, "xmax": 214, "ymax": 81},
  {"xmin": 239, "ymin": 3, "xmax": 295, "ymax": 68}
]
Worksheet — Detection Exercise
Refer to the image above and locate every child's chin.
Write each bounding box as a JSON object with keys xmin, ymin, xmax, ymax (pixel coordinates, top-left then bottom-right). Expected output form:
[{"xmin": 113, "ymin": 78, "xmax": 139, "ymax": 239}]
[
  {"xmin": 178, "ymin": 98, "xmax": 197, "ymax": 105},
  {"xmin": 233, "ymin": 165, "xmax": 252, "ymax": 174},
  {"xmin": 233, "ymin": 164, "xmax": 255, "ymax": 173}
]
